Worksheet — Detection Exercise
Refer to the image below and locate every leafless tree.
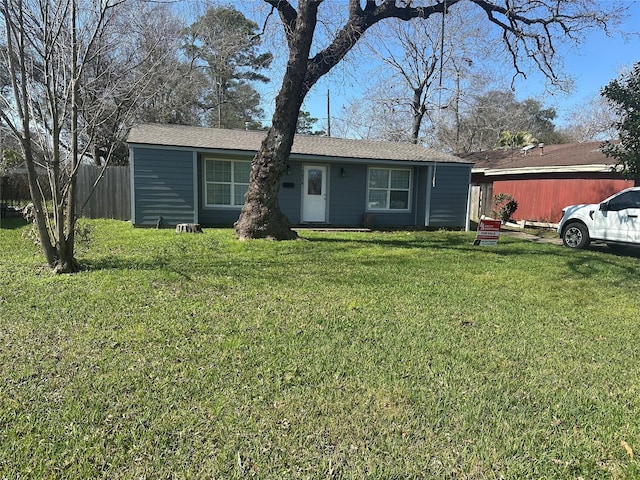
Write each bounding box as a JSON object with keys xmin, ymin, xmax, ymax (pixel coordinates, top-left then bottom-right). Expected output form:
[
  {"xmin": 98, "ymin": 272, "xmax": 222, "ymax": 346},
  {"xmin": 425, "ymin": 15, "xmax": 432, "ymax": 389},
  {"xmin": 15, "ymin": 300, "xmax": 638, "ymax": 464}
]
[
  {"xmin": 358, "ymin": 3, "xmax": 493, "ymax": 145},
  {"xmin": 562, "ymin": 94, "xmax": 620, "ymax": 142},
  {"xmin": 88, "ymin": 3, "xmax": 200, "ymax": 164},
  {"xmin": 331, "ymin": 83, "xmax": 417, "ymax": 140},
  {"xmin": 438, "ymin": 90, "xmax": 563, "ymax": 153},
  {"xmin": 234, "ymin": 0, "xmax": 623, "ymax": 240},
  {"xmin": 0, "ymin": 0, "xmax": 179, "ymax": 272}
]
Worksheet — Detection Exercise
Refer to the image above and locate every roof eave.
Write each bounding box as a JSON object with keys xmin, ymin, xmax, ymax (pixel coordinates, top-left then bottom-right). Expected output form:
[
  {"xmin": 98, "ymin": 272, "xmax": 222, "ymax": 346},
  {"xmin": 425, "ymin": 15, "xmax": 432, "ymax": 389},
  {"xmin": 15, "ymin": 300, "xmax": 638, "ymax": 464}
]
[{"xmin": 473, "ymin": 164, "xmax": 617, "ymax": 176}]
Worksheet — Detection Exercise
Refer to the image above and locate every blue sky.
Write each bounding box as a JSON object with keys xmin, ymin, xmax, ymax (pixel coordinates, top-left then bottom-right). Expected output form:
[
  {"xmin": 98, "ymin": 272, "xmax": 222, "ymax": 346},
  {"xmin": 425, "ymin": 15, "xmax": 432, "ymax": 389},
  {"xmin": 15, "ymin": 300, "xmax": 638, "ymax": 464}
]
[
  {"xmin": 296, "ymin": 0, "xmax": 640, "ymax": 133},
  {"xmin": 522, "ymin": 0, "xmax": 640, "ymax": 124},
  {"xmin": 236, "ymin": 1, "xmax": 640, "ymax": 134}
]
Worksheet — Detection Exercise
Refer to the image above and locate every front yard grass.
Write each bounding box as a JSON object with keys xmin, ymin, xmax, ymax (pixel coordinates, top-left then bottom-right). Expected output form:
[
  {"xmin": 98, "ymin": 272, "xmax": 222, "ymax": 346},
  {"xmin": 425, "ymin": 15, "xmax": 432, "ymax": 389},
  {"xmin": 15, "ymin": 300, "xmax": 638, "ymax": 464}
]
[{"xmin": 1, "ymin": 220, "xmax": 639, "ymax": 478}]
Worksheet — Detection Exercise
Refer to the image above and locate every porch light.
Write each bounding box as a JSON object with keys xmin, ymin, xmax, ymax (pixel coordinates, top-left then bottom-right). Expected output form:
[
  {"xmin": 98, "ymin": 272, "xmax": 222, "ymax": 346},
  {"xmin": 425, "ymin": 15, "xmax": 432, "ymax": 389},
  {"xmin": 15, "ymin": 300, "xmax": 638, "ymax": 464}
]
[{"xmin": 340, "ymin": 167, "xmax": 346, "ymax": 177}]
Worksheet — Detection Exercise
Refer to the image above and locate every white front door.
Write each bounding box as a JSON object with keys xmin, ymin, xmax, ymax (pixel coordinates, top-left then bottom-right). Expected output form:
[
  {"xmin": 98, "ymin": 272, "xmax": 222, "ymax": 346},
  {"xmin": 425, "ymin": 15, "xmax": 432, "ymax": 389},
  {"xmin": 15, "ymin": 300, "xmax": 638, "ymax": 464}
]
[{"xmin": 302, "ymin": 165, "xmax": 327, "ymax": 222}]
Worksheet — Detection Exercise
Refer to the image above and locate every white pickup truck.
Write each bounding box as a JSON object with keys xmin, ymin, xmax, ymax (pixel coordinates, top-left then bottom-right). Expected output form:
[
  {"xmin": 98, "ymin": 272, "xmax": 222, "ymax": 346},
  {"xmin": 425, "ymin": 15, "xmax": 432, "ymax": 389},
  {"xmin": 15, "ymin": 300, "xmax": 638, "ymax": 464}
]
[{"xmin": 558, "ymin": 187, "xmax": 640, "ymax": 249}]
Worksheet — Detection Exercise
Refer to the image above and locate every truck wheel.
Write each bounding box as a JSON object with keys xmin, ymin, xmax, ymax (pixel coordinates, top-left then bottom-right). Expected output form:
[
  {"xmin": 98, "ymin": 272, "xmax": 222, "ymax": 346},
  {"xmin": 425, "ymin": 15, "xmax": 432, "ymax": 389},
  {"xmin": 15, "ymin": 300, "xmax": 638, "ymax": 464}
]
[{"xmin": 562, "ymin": 222, "xmax": 590, "ymax": 249}]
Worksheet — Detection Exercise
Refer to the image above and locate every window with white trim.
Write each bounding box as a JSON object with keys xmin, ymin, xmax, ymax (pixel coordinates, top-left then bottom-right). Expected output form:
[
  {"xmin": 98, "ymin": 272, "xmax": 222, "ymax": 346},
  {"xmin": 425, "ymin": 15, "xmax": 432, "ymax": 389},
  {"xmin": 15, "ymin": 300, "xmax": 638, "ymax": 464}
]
[
  {"xmin": 367, "ymin": 167, "xmax": 411, "ymax": 210},
  {"xmin": 204, "ymin": 159, "xmax": 251, "ymax": 207}
]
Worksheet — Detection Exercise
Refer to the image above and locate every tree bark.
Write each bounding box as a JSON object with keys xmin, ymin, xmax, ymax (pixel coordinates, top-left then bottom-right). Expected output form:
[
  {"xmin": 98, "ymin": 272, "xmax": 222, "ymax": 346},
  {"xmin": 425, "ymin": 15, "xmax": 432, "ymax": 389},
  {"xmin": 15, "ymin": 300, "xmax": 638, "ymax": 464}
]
[
  {"xmin": 234, "ymin": 1, "xmax": 322, "ymax": 240},
  {"xmin": 57, "ymin": 0, "xmax": 80, "ymax": 274},
  {"xmin": 3, "ymin": 0, "xmax": 57, "ymax": 266},
  {"xmin": 233, "ymin": 76, "xmax": 305, "ymax": 239},
  {"xmin": 233, "ymin": 127, "xmax": 300, "ymax": 240},
  {"xmin": 410, "ymin": 87, "xmax": 427, "ymax": 144}
]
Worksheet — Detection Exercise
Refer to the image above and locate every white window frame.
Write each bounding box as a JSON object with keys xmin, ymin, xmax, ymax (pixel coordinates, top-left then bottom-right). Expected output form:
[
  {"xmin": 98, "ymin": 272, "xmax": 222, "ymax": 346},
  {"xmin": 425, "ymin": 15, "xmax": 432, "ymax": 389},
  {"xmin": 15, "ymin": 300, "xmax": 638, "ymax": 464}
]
[
  {"xmin": 367, "ymin": 167, "xmax": 412, "ymax": 211},
  {"xmin": 203, "ymin": 158, "xmax": 251, "ymax": 208}
]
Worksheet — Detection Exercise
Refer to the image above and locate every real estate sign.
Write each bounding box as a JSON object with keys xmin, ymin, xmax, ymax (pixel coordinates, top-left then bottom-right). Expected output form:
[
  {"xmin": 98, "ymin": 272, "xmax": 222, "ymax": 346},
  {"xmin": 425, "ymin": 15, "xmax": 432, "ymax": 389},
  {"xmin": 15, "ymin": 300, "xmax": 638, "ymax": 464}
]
[{"xmin": 474, "ymin": 218, "xmax": 501, "ymax": 246}]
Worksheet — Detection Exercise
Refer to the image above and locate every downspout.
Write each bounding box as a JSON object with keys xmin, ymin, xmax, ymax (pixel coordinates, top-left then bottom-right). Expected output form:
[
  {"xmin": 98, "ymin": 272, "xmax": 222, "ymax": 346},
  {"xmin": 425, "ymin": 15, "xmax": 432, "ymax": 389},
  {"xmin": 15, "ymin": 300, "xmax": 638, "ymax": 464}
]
[
  {"xmin": 425, "ymin": 164, "xmax": 433, "ymax": 226},
  {"xmin": 193, "ymin": 151, "xmax": 198, "ymax": 224},
  {"xmin": 129, "ymin": 146, "xmax": 135, "ymax": 225},
  {"xmin": 413, "ymin": 166, "xmax": 419, "ymax": 226}
]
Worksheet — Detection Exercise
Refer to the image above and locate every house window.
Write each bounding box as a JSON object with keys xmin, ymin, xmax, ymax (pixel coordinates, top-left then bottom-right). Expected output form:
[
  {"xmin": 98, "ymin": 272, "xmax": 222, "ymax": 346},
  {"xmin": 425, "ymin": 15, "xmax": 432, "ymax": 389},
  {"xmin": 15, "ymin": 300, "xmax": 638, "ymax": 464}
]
[
  {"xmin": 367, "ymin": 167, "xmax": 411, "ymax": 210},
  {"xmin": 204, "ymin": 159, "xmax": 251, "ymax": 207}
]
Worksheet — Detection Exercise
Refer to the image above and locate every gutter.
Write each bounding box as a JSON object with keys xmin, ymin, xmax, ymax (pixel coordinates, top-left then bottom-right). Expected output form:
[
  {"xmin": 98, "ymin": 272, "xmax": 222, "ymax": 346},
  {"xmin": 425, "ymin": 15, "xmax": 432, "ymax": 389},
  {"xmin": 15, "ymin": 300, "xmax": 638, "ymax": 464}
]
[{"xmin": 473, "ymin": 164, "xmax": 616, "ymax": 176}]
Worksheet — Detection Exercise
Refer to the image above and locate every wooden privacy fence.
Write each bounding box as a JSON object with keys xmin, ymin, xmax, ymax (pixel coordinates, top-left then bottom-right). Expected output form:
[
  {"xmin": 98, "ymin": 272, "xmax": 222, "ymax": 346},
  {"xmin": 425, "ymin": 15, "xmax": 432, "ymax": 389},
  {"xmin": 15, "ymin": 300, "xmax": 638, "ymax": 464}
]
[
  {"xmin": 469, "ymin": 183, "xmax": 493, "ymax": 223},
  {"xmin": 76, "ymin": 165, "xmax": 130, "ymax": 221}
]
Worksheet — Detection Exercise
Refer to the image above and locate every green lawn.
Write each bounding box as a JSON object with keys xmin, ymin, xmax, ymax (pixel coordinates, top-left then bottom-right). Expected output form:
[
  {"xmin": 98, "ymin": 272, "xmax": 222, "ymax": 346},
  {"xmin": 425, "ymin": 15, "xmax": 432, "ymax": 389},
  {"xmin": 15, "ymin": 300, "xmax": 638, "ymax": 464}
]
[{"xmin": 1, "ymin": 219, "xmax": 639, "ymax": 479}]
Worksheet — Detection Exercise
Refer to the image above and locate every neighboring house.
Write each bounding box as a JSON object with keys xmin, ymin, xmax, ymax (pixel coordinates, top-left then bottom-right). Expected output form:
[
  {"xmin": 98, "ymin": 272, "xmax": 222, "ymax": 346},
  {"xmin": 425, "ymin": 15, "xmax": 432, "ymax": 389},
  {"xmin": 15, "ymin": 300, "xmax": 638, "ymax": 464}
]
[
  {"xmin": 126, "ymin": 124, "xmax": 473, "ymax": 229},
  {"xmin": 464, "ymin": 142, "xmax": 634, "ymax": 224}
]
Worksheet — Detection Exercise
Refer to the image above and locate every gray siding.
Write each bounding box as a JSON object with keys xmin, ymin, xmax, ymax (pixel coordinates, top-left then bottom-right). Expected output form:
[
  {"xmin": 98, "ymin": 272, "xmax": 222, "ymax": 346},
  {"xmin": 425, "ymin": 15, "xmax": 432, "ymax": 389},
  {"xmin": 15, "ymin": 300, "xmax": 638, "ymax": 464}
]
[
  {"xmin": 198, "ymin": 204, "xmax": 242, "ymax": 225},
  {"xmin": 197, "ymin": 158, "xmax": 240, "ymax": 226},
  {"xmin": 414, "ymin": 166, "xmax": 430, "ymax": 226},
  {"xmin": 363, "ymin": 166, "xmax": 425, "ymax": 228},
  {"xmin": 365, "ymin": 211, "xmax": 417, "ymax": 228},
  {"xmin": 131, "ymin": 144, "xmax": 471, "ymax": 228},
  {"xmin": 328, "ymin": 164, "xmax": 368, "ymax": 225},
  {"xmin": 132, "ymin": 147, "xmax": 195, "ymax": 226},
  {"xmin": 428, "ymin": 164, "xmax": 472, "ymax": 227},
  {"xmin": 279, "ymin": 162, "xmax": 302, "ymax": 222}
]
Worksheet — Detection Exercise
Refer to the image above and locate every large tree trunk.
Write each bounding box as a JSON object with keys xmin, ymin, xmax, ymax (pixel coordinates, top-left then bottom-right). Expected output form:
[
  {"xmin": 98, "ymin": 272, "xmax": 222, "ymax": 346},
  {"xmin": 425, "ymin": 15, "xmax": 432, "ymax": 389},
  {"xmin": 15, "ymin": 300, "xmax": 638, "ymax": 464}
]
[
  {"xmin": 234, "ymin": 2, "xmax": 320, "ymax": 240},
  {"xmin": 233, "ymin": 83, "xmax": 304, "ymax": 239},
  {"xmin": 233, "ymin": 126, "xmax": 300, "ymax": 240},
  {"xmin": 236, "ymin": 0, "xmax": 606, "ymax": 238}
]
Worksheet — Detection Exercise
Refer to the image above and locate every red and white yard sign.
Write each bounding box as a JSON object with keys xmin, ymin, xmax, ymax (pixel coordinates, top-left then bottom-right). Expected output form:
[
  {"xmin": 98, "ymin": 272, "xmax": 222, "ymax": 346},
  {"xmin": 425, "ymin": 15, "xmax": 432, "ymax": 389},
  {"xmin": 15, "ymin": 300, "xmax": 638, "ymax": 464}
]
[{"xmin": 474, "ymin": 218, "xmax": 501, "ymax": 246}]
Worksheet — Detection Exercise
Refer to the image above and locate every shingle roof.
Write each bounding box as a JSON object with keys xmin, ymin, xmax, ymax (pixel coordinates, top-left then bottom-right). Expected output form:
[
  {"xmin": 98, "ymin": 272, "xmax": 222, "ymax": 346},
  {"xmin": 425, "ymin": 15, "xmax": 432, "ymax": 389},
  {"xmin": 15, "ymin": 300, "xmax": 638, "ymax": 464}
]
[
  {"xmin": 127, "ymin": 123, "xmax": 470, "ymax": 164},
  {"xmin": 463, "ymin": 141, "xmax": 616, "ymax": 172}
]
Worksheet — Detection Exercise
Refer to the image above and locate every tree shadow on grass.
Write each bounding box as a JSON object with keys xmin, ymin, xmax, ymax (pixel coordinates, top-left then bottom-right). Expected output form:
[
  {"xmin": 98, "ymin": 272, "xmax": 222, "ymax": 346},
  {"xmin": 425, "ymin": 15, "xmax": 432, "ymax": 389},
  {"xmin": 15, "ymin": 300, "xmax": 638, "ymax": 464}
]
[
  {"xmin": 80, "ymin": 232, "xmax": 561, "ymax": 274},
  {"xmin": 81, "ymin": 255, "xmax": 195, "ymax": 282},
  {"xmin": 0, "ymin": 217, "xmax": 28, "ymax": 230},
  {"xmin": 301, "ymin": 232, "xmax": 462, "ymax": 247},
  {"xmin": 302, "ymin": 231, "xmax": 554, "ymax": 255},
  {"xmin": 563, "ymin": 242, "xmax": 640, "ymax": 280},
  {"xmin": 79, "ymin": 230, "xmax": 640, "ymax": 286},
  {"xmin": 586, "ymin": 242, "xmax": 640, "ymax": 259},
  {"xmin": 307, "ymin": 232, "xmax": 640, "ymax": 282}
]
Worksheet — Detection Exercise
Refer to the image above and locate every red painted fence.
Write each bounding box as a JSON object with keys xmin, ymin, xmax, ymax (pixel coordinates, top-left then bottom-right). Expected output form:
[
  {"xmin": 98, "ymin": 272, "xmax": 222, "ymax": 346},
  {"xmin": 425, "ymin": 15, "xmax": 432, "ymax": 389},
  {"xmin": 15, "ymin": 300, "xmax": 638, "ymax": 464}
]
[{"xmin": 493, "ymin": 178, "xmax": 634, "ymax": 223}]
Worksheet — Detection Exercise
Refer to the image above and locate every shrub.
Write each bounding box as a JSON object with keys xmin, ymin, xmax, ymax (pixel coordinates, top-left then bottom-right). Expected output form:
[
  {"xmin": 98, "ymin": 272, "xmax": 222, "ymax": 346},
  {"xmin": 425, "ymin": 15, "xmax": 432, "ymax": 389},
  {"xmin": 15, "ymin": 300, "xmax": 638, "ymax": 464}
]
[{"xmin": 492, "ymin": 193, "xmax": 518, "ymax": 223}]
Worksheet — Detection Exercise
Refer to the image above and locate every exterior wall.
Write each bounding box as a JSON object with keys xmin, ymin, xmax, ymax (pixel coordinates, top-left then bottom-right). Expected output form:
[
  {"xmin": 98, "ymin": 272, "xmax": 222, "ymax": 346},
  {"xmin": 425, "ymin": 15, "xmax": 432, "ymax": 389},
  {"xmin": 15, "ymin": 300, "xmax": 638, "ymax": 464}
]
[
  {"xmin": 428, "ymin": 164, "xmax": 472, "ymax": 227},
  {"xmin": 131, "ymin": 147, "xmax": 195, "ymax": 226},
  {"xmin": 493, "ymin": 176, "xmax": 634, "ymax": 223},
  {"xmin": 197, "ymin": 154, "xmax": 247, "ymax": 226},
  {"xmin": 327, "ymin": 163, "xmax": 368, "ymax": 226},
  {"xmin": 414, "ymin": 166, "xmax": 431, "ymax": 226},
  {"xmin": 278, "ymin": 162, "xmax": 302, "ymax": 222},
  {"xmin": 197, "ymin": 157, "xmax": 305, "ymax": 226},
  {"xmin": 197, "ymin": 160, "xmax": 445, "ymax": 228},
  {"xmin": 131, "ymin": 145, "xmax": 472, "ymax": 228}
]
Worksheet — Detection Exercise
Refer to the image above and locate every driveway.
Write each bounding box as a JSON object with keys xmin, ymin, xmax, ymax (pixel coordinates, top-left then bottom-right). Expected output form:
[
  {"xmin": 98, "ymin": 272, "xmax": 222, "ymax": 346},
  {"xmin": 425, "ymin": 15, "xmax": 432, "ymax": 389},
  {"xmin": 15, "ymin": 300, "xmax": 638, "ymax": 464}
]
[{"xmin": 500, "ymin": 230, "xmax": 562, "ymax": 245}]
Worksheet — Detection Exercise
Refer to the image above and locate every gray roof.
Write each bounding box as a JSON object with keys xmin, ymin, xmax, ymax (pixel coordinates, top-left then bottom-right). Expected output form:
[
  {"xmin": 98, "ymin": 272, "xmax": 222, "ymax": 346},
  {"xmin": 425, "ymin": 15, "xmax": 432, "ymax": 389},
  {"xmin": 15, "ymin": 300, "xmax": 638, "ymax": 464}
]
[{"xmin": 127, "ymin": 123, "xmax": 470, "ymax": 164}]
